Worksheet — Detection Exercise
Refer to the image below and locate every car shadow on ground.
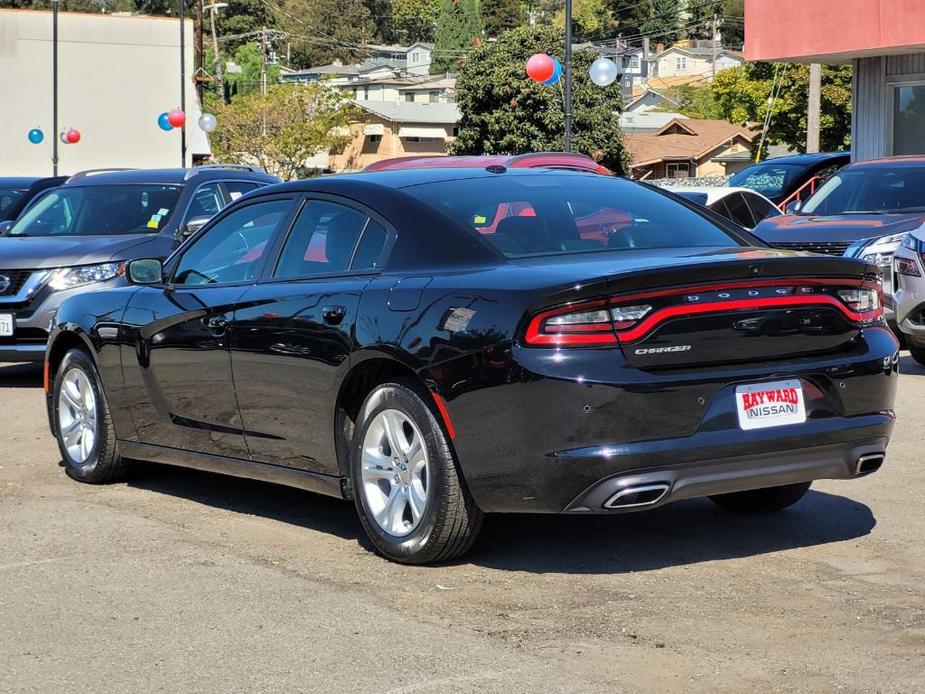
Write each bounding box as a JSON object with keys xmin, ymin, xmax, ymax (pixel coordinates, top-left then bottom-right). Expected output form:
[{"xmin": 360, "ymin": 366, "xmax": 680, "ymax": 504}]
[
  {"xmin": 0, "ymin": 362, "xmax": 44, "ymax": 388},
  {"xmin": 899, "ymin": 353, "xmax": 925, "ymax": 374},
  {"xmin": 125, "ymin": 461, "xmax": 875, "ymax": 573}
]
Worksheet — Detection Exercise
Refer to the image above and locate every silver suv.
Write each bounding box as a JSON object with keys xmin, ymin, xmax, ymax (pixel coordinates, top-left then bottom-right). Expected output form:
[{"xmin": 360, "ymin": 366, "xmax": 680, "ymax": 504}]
[{"xmin": 0, "ymin": 166, "xmax": 278, "ymax": 363}]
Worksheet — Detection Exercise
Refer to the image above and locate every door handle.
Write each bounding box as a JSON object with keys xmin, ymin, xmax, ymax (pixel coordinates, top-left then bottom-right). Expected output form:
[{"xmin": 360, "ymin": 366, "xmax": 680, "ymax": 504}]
[
  {"xmin": 203, "ymin": 315, "xmax": 227, "ymax": 334},
  {"xmin": 321, "ymin": 305, "xmax": 347, "ymax": 325}
]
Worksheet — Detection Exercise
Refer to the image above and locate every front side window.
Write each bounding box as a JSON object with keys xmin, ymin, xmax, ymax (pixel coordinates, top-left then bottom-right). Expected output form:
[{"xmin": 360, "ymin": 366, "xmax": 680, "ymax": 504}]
[
  {"xmin": 9, "ymin": 184, "xmax": 183, "ymax": 237},
  {"xmin": 801, "ymin": 167, "xmax": 925, "ymax": 215},
  {"xmin": 186, "ymin": 183, "xmax": 224, "ymax": 220},
  {"xmin": 405, "ymin": 174, "xmax": 742, "ymax": 258},
  {"xmin": 274, "ymin": 200, "xmax": 386, "ymax": 278},
  {"xmin": 172, "ymin": 199, "xmax": 290, "ymax": 285}
]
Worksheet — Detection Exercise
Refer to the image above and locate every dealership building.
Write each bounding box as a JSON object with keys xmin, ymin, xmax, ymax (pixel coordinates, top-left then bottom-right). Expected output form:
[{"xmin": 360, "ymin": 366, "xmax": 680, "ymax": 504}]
[
  {"xmin": 0, "ymin": 10, "xmax": 209, "ymax": 177},
  {"xmin": 745, "ymin": 0, "xmax": 925, "ymax": 161}
]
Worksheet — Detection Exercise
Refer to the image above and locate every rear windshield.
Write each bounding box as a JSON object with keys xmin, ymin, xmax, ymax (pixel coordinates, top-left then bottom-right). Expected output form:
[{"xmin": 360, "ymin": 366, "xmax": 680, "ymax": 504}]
[
  {"xmin": 403, "ymin": 174, "xmax": 741, "ymax": 258},
  {"xmin": 9, "ymin": 184, "xmax": 183, "ymax": 237},
  {"xmin": 728, "ymin": 163, "xmax": 804, "ymax": 198}
]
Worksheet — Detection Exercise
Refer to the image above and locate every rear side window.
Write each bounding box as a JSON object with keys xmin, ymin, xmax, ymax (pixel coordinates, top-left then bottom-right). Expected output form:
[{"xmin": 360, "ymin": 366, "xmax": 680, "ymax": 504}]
[
  {"xmin": 404, "ymin": 175, "xmax": 741, "ymax": 257},
  {"xmin": 718, "ymin": 192, "xmax": 756, "ymax": 228},
  {"xmin": 743, "ymin": 192, "xmax": 777, "ymax": 222},
  {"xmin": 274, "ymin": 200, "xmax": 386, "ymax": 278}
]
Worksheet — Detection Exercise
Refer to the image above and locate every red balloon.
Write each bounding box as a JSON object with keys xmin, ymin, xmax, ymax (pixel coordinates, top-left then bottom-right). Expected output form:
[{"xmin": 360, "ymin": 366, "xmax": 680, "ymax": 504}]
[
  {"xmin": 526, "ymin": 53, "xmax": 555, "ymax": 83},
  {"xmin": 65, "ymin": 128, "xmax": 81, "ymax": 144},
  {"xmin": 167, "ymin": 109, "xmax": 186, "ymax": 128}
]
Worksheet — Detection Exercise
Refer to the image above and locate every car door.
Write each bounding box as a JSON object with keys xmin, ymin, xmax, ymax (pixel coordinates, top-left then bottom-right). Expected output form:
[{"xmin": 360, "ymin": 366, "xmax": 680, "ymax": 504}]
[
  {"xmin": 230, "ymin": 195, "xmax": 391, "ymax": 475},
  {"xmin": 120, "ymin": 196, "xmax": 296, "ymax": 458}
]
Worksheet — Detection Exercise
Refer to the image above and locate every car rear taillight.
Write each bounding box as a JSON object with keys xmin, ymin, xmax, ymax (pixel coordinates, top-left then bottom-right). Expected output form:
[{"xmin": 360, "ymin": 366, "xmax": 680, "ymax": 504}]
[
  {"xmin": 895, "ymin": 256, "xmax": 922, "ymax": 277},
  {"xmin": 524, "ymin": 278, "xmax": 884, "ymax": 347},
  {"xmin": 524, "ymin": 300, "xmax": 652, "ymax": 345}
]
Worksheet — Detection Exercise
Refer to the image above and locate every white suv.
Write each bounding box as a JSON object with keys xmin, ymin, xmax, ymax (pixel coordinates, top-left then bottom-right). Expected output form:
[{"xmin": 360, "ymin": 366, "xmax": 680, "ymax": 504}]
[{"xmin": 892, "ymin": 229, "xmax": 925, "ymax": 363}]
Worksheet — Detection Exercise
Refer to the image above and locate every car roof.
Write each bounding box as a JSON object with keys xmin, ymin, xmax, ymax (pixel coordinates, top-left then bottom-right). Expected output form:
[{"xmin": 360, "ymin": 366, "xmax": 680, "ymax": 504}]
[
  {"xmin": 0, "ymin": 177, "xmax": 40, "ymax": 187},
  {"xmin": 664, "ymin": 186, "xmax": 773, "ymax": 205},
  {"xmin": 364, "ymin": 153, "xmax": 612, "ymax": 175},
  {"xmin": 58, "ymin": 167, "xmax": 278, "ymax": 187},
  {"xmin": 759, "ymin": 152, "xmax": 850, "ymax": 166},
  {"xmin": 840, "ymin": 155, "xmax": 925, "ymax": 170},
  {"xmin": 254, "ymin": 166, "xmax": 607, "ymax": 197}
]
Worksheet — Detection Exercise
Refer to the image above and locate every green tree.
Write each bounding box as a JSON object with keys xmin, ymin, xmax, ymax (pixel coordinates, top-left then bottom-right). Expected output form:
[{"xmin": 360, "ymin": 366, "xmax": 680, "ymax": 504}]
[
  {"xmin": 639, "ymin": 0, "xmax": 680, "ymax": 45},
  {"xmin": 209, "ymin": 83, "xmax": 358, "ymax": 180},
  {"xmin": 392, "ymin": 0, "xmax": 441, "ymax": 43},
  {"xmin": 481, "ymin": 0, "xmax": 525, "ymax": 38},
  {"xmin": 711, "ymin": 62, "xmax": 852, "ymax": 156},
  {"xmin": 685, "ymin": 0, "xmax": 743, "ymax": 47},
  {"xmin": 556, "ymin": 0, "xmax": 616, "ymax": 42},
  {"xmin": 432, "ymin": 0, "xmax": 483, "ymax": 74},
  {"xmin": 449, "ymin": 25, "xmax": 627, "ymax": 172},
  {"xmin": 281, "ymin": 0, "xmax": 375, "ymax": 67},
  {"xmin": 223, "ymin": 42, "xmax": 283, "ymax": 97}
]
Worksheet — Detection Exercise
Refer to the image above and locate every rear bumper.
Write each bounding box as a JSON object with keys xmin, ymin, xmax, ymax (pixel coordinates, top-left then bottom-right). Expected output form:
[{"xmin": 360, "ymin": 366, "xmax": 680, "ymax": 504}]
[
  {"xmin": 445, "ymin": 327, "xmax": 899, "ymax": 513},
  {"xmin": 565, "ymin": 435, "xmax": 889, "ymax": 513}
]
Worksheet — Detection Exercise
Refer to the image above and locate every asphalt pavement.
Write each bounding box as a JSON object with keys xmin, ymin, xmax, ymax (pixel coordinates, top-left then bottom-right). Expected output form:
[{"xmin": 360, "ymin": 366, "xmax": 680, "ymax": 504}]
[{"xmin": 1, "ymin": 359, "xmax": 923, "ymax": 693}]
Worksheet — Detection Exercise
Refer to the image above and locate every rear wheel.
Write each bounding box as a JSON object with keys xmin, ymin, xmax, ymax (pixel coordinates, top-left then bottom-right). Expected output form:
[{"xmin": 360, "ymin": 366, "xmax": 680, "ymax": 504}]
[
  {"xmin": 52, "ymin": 348, "xmax": 125, "ymax": 484},
  {"xmin": 709, "ymin": 482, "xmax": 811, "ymax": 513},
  {"xmin": 909, "ymin": 346, "xmax": 925, "ymax": 366},
  {"xmin": 350, "ymin": 380, "xmax": 482, "ymax": 564}
]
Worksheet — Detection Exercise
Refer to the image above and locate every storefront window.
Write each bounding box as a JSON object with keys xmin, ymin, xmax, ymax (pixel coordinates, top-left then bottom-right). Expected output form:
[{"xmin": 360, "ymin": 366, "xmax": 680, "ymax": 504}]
[{"xmin": 893, "ymin": 85, "xmax": 925, "ymax": 155}]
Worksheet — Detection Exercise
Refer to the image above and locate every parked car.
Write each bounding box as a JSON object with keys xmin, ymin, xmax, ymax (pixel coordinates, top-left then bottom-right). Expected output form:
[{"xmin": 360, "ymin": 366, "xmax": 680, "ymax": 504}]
[
  {"xmin": 44, "ymin": 167, "xmax": 896, "ymax": 564},
  {"xmin": 889, "ymin": 231, "xmax": 925, "ymax": 363},
  {"xmin": 0, "ymin": 165, "xmax": 278, "ymax": 363},
  {"xmin": 363, "ymin": 152, "xmax": 613, "ymax": 175},
  {"xmin": 0, "ymin": 176, "xmax": 69, "ymax": 224},
  {"xmin": 727, "ymin": 152, "xmax": 850, "ymax": 207},
  {"xmin": 665, "ymin": 186, "xmax": 780, "ymax": 230},
  {"xmin": 753, "ymin": 157, "xmax": 925, "ymax": 332}
]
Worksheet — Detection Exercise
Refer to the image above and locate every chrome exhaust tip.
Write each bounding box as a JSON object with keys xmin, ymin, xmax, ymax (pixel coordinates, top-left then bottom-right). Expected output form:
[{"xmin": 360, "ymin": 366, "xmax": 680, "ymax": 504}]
[
  {"xmin": 855, "ymin": 453, "xmax": 885, "ymax": 476},
  {"xmin": 603, "ymin": 483, "xmax": 670, "ymax": 510}
]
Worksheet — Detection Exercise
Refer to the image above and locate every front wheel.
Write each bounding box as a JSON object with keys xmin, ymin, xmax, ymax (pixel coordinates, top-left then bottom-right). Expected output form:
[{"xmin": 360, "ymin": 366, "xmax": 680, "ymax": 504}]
[
  {"xmin": 709, "ymin": 482, "xmax": 811, "ymax": 513},
  {"xmin": 350, "ymin": 380, "xmax": 482, "ymax": 564},
  {"xmin": 52, "ymin": 348, "xmax": 126, "ymax": 484}
]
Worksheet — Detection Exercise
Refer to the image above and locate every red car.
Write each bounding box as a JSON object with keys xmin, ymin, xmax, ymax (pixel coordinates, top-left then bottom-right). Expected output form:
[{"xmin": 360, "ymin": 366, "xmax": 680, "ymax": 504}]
[{"xmin": 363, "ymin": 152, "xmax": 613, "ymax": 175}]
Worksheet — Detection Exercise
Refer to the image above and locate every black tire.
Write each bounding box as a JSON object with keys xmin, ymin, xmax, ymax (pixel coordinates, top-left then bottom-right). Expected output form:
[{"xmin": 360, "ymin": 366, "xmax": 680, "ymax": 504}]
[
  {"xmin": 909, "ymin": 346, "xmax": 925, "ymax": 366},
  {"xmin": 349, "ymin": 379, "xmax": 482, "ymax": 564},
  {"xmin": 52, "ymin": 348, "xmax": 126, "ymax": 484},
  {"xmin": 709, "ymin": 482, "xmax": 811, "ymax": 513}
]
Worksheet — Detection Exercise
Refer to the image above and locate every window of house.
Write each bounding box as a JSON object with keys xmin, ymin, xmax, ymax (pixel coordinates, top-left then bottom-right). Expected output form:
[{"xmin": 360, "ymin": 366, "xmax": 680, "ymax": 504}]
[
  {"xmin": 403, "ymin": 136, "xmax": 440, "ymax": 143},
  {"xmin": 404, "ymin": 92, "xmax": 414, "ymax": 102},
  {"xmin": 429, "ymin": 91, "xmax": 439, "ymax": 103},
  {"xmin": 675, "ymin": 56, "xmax": 687, "ymax": 71},
  {"xmin": 892, "ymin": 84, "xmax": 925, "ymax": 155},
  {"xmin": 666, "ymin": 162, "xmax": 690, "ymax": 178},
  {"xmin": 367, "ymin": 134, "xmax": 382, "ymax": 143}
]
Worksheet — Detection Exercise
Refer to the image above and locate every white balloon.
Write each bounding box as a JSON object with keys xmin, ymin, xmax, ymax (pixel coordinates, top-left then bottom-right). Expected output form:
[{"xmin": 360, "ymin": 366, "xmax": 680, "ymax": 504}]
[
  {"xmin": 589, "ymin": 57, "xmax": 619, "ymax": 87},
  {"xmin": 198, "ymin": 113, "xmax": 217, "ymax": 133}
]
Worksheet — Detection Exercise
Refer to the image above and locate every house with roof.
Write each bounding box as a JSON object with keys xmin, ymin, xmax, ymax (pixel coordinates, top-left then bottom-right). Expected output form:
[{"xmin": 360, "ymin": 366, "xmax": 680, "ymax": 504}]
[
  {"xmin": 329, "ymin": 100, "xmax": 460, "ymax": 172},
  {"xmin": 281, "ymin": 43, "xmax": 434, "ymax": 86},
  {"xmin": 619, "ymin": 111, "xmax": 689, "ymax": 134},
  {"xmin": 624, "ymin": 118, "xmax": 755, "ymax": 179},
  {"xmin": 623, "ymin": 86, "xmax": 680, "ymax": 114},
  {"xmin": 652, "ymin": 44, "xmax": 743, "ymax": 80}
]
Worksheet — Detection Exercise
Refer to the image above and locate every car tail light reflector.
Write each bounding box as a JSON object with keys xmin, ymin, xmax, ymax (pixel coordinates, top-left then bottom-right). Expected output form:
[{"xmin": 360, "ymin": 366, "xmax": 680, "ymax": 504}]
[{"xmin": 524, "ymin": 301, "xmax": 653, "ymax": 345}]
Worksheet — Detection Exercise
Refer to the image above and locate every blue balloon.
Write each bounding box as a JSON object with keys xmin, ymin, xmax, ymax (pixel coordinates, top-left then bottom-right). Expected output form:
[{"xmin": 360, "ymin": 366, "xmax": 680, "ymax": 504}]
[
  {"xmin": 543, "ymin": 58, "xmax": 562, "ymax": 86},
  {"xmin": 28, "ymin": 128, "xmax": 44, "ymax": 144},
  {"xmin": 157, "ymin": 112, "xmax": 173, "ymax": 131}
]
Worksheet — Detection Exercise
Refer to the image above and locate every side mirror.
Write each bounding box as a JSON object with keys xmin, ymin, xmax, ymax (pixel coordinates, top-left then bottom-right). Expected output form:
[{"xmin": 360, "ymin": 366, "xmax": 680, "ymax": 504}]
[
  {"xmin": 784, "ymin": 199, "xmax": 801, "ymax": 214},
  {"xmin": 180, "ymin": 215, "xmax": 211, "ymax": 240},
  {"xmin": 127, "ymin": 258, "xmax": 164, "ymax": 285},
  {"xmin": 0, "ymin": 220, "xmax": 13, "ymax": 236}
]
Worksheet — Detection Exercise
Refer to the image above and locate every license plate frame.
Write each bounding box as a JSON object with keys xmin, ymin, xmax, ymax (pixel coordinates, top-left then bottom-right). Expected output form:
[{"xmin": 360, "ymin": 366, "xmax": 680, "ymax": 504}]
[
  {"xmin": 0, "ymin": 313, "xmax": 13, "ymax": 337},
  {"xmin": 735, "ymin": 379, "xmax": 806, "ymax": 431}
]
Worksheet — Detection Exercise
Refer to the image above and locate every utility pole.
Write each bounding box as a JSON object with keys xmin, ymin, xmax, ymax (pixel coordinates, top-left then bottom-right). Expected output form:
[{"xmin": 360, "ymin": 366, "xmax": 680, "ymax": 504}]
[
  {"xmin": 179, "ymin": 0, "xmax": 187, "ymax": 167},
  {"xmin": 807, "ymin": 63, "xmax": 822, "ymax": 153},
  {"xmin": 51, "ymin": 0, "xmax": 58, "ymax": 175},
  {"xmin": 260, "ymin": 26, "xmax": 268, "ymax": 96},
  {"xmin": 711, "ymin": 12, "xmax": 718, "ymax": 80},
  {"xmin": 563, "ymin": 0, "xmax": 573, "ymax": 152},
  {"xmin": 194, "ymin": 0, "xmax": 203, "ymax": 104},
  {"xmin": 209, "ymin": 4, "xmax": 224, "ymax": 101}
]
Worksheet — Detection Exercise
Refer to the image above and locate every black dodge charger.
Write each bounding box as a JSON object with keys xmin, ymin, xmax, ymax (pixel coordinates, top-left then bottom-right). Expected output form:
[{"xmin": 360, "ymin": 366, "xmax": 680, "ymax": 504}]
[{"xmin": 44, "ymin": 168, "xmax": 898, "ymax": 564}]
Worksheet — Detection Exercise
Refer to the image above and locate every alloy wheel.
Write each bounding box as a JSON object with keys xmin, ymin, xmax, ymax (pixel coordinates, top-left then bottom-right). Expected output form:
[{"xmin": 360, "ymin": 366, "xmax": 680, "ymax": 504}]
[
  {"xmin": 360, "ymin": 408, "xmax": 430, "ymax": 537},
  {"xmin": 57, "ymin": 367, "xmax": 98, "ymax": 464}
]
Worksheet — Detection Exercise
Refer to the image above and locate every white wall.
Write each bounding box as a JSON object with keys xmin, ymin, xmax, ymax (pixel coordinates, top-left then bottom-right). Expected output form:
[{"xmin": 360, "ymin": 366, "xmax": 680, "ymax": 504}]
[{"xmin": 0, "ymin": 9, "xmax": 208, "ymax": 176}]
